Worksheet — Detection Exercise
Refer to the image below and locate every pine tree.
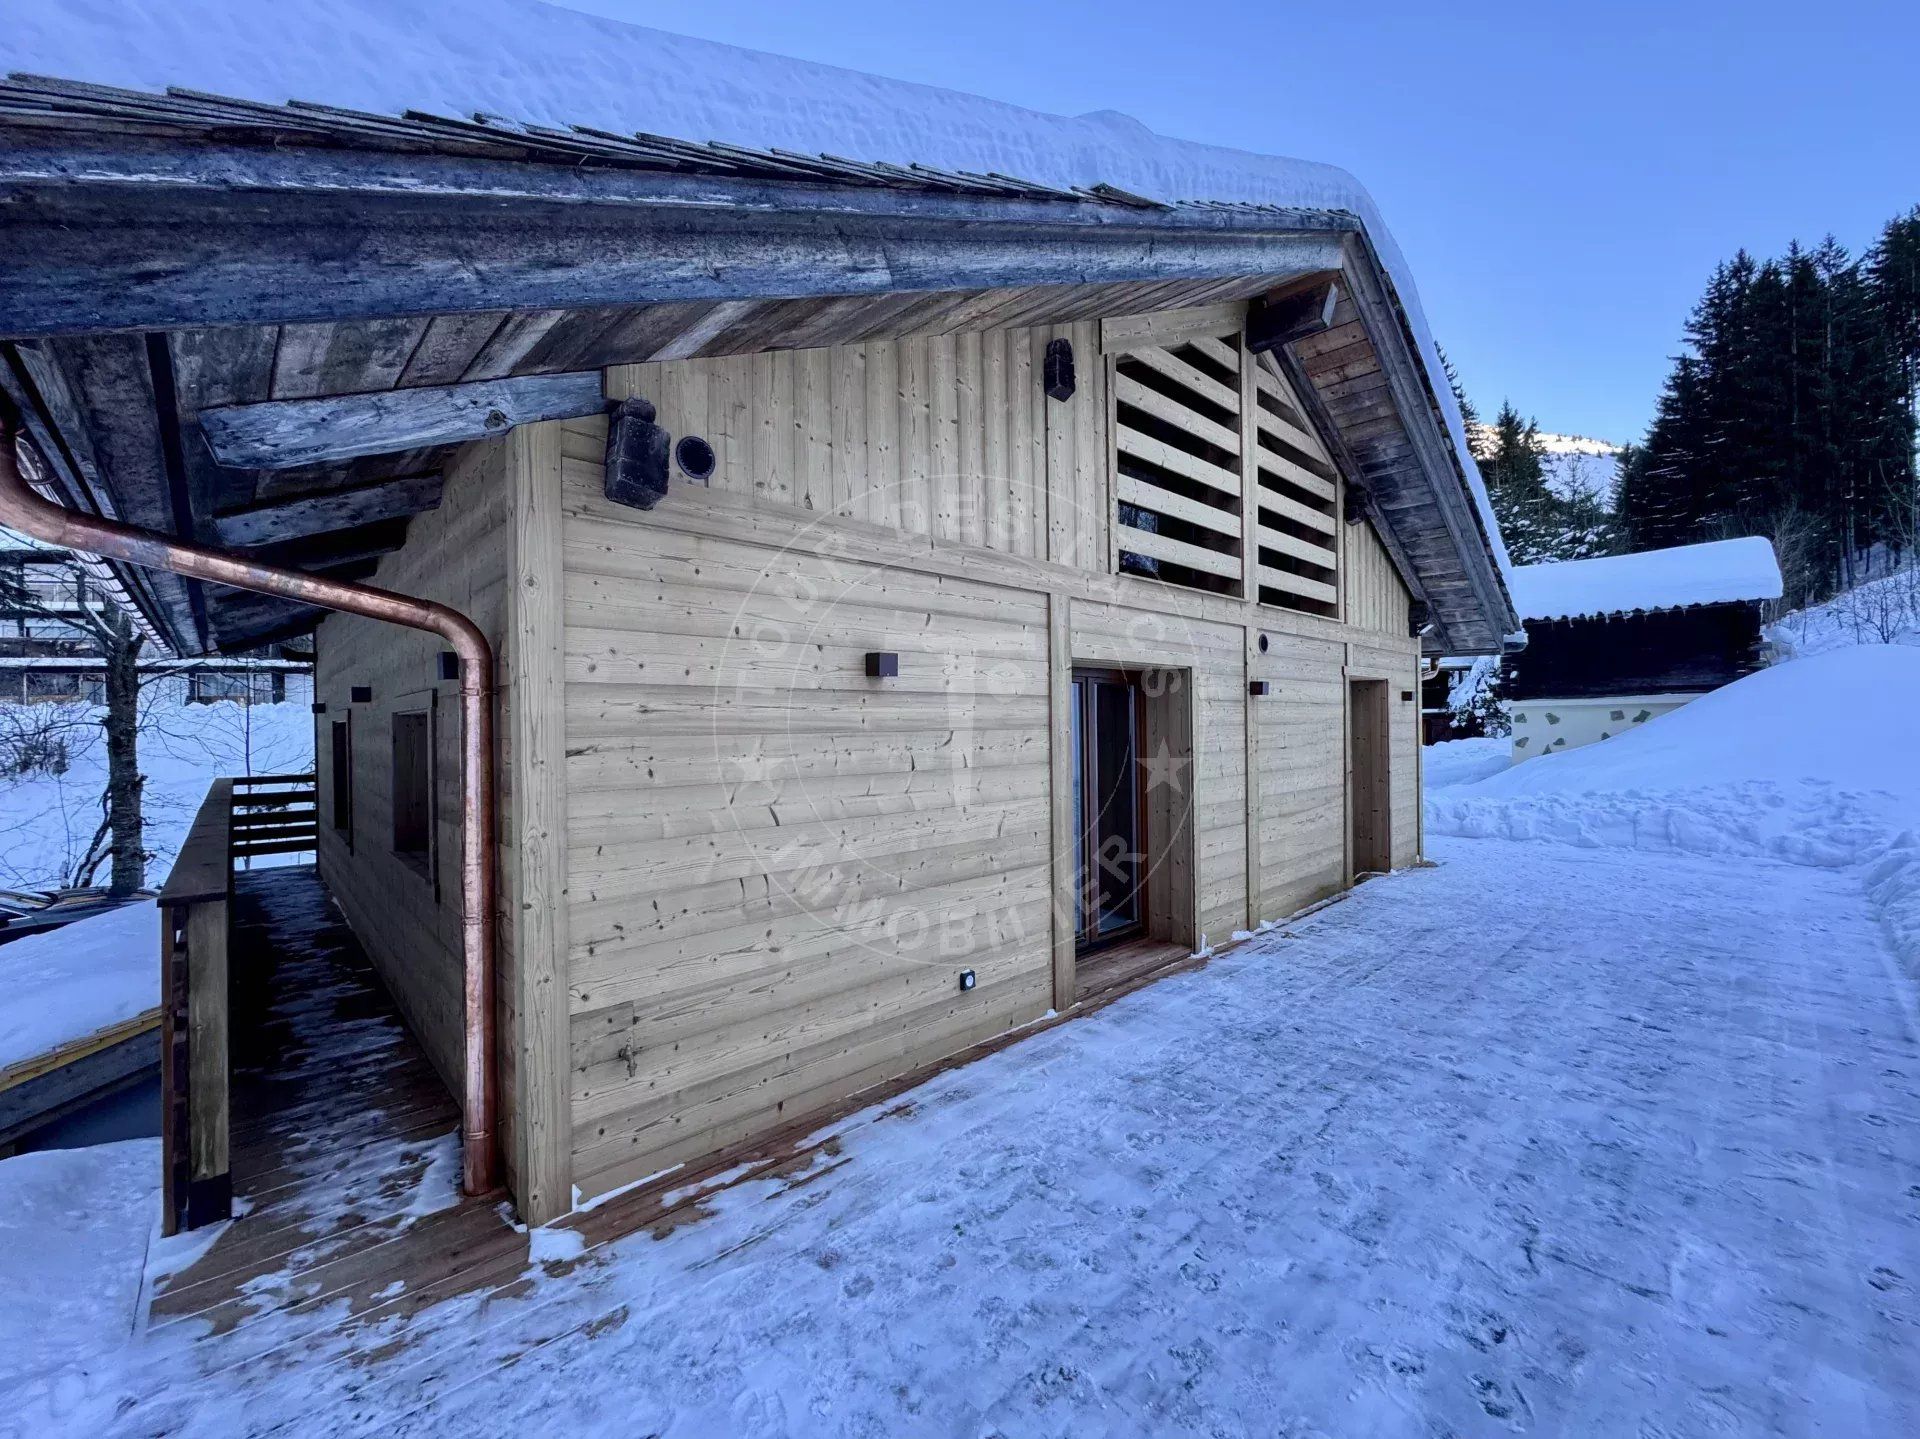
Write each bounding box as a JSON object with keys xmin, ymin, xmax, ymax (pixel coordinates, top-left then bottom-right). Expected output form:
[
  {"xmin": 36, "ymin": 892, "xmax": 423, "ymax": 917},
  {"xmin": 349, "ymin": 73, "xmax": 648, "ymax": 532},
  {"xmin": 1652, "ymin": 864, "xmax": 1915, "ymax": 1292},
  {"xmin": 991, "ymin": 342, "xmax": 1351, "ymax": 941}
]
[
  {"xmin": 1617, "ymin": 207, "xmax": 1920, "ymax": 596},
  {"xmin": 1478, "ymin": 402, "xmax": 1562, "ymax": 563}
]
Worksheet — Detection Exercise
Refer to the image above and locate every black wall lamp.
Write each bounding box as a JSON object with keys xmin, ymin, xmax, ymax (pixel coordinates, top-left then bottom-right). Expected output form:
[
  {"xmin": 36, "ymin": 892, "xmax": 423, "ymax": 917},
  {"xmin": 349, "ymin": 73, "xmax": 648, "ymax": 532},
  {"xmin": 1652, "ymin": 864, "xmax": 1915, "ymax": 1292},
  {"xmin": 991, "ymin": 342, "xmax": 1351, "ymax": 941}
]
[
  {"xmin": 604, "ymin": 396, "xmax": 672, "ymax": 510},
  {"xmin": 1043, "ymin": 339, "xmax": 1076, "ymax": 402},
  {"xmin": 865, "ymin": 652, "xmax": 899, "ymax": 679},
  {"xmin": 350, "ymin": 685, "xmax": 372, "ymax": 704}
]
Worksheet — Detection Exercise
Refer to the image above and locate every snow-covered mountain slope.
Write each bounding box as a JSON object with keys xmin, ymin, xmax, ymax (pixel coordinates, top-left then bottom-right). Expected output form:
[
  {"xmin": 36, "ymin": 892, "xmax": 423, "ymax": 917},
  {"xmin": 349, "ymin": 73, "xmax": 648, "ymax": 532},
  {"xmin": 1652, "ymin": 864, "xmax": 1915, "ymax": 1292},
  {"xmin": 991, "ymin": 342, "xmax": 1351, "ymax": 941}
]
[
  {"xmin": 1470, "ymin": 426, "xmax": 1622, "ymax": 499},
  {"xmin": 1766, "ymin": 566, "xmax": 1920, "ymax": 658}
]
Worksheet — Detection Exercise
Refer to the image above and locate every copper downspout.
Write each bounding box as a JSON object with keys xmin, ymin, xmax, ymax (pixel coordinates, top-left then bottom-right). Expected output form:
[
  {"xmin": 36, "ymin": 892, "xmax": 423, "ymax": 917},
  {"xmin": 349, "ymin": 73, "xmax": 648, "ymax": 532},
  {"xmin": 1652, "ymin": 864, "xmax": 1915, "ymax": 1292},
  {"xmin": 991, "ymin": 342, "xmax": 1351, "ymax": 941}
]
[{"xmin": 0, "ymin": 416, "xmax": 498, "ymax": 1196}]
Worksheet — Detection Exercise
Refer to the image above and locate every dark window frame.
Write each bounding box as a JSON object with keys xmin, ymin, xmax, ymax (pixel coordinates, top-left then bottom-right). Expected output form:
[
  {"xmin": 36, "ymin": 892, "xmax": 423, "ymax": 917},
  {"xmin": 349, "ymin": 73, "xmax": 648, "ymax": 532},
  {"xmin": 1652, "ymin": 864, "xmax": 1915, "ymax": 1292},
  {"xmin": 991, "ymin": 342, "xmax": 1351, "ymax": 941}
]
[
  {"xmin": 390, "ymin": 708, "xmax": 433, "ymax": 879},
  {"xmin": 329, "ymin": 717, "xmax": 353, "ymax": 851}
]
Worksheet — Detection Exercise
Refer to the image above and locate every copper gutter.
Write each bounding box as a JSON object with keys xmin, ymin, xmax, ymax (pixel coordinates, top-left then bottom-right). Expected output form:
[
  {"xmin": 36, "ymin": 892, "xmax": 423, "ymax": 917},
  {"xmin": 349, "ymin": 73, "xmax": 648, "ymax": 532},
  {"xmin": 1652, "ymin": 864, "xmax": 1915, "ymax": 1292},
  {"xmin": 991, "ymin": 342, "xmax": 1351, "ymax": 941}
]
[{"xmin": 0, "ymin": 415, "xmax": 498, "ymax": 1196}]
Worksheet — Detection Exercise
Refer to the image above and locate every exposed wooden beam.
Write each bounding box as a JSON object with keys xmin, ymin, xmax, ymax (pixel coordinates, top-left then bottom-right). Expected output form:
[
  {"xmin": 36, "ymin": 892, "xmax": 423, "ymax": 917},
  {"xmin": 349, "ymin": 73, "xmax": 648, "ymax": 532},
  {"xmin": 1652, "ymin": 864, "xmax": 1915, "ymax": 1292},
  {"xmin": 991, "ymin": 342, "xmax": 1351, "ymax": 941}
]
[
  {"xmin": 241, "ymin": 515, "xmax": 414, "ymax": 572},
  {"xmin": 0, "ymin": 135, "xmax": 1353, "ymax": 336},
  {"xmin": 27, "ymin": 337, "xmax": 209, "ymax": 648},
  {"xmin": 210, "ymin": 473, "xmax": 443, "ymax": 547},
  {"xmin": 199, "ymin": 372, "xmax": 605, "ymax": 470},
  {"xmin": 209, "ymin": 594, "xmax": 327, "ymax": 653},
  {"xmin": 1245, "ymin": 275, "xmax": 1341, "ymax": 355}
]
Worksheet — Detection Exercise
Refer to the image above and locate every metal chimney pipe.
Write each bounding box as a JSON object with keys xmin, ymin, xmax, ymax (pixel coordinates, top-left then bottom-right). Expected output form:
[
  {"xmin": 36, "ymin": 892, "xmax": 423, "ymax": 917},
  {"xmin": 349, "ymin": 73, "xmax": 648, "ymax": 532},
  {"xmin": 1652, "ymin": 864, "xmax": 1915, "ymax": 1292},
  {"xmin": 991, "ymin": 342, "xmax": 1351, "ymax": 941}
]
[{"xmin": 0, "ymin": 414, "xmax": 499, "ymax": 1196}]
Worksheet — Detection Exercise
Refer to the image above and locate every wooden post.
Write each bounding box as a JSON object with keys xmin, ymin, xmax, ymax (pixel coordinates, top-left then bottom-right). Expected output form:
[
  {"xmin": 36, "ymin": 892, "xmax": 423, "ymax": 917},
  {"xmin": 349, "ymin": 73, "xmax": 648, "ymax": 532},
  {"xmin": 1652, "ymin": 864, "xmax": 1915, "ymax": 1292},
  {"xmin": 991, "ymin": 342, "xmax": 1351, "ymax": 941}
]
[
  {"xmin": 1047, "ymin": 593, "xmax": 1076, "ymax": 1011},
  {"xmin": 184, "ymin": 896, "xmax": 230, "ymax": 1227},
  {"xmin": 504, "ymin": 419, "xmax": 574, "ymax": 1223},
  {"xmin": 155, "ymin": 778, "xmax": 235, "ymax": 1232}
]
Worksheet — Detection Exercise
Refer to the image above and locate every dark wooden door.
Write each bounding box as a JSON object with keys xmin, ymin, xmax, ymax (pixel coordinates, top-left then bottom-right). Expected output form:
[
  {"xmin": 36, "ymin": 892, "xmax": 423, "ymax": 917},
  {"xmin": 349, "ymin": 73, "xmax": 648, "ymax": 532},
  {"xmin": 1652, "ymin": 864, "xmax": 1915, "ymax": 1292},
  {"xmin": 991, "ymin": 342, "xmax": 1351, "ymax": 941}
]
[{"xmin": 1348, "ymin": 679, "xmax": 1392, "ymax": 877}]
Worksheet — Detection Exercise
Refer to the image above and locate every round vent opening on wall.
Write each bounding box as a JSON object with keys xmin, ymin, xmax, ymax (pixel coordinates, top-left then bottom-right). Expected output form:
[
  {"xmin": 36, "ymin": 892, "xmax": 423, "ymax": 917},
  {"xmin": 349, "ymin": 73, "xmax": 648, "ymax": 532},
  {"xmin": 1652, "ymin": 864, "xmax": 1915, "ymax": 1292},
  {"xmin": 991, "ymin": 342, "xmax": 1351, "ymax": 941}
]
[
  {"xmin": 675, "ymin": 435, "xmax": 716, "ymax": 482},
  {"xmin": 1257, "ymin": 633, "xmax": 1270, "ymax": 654}
]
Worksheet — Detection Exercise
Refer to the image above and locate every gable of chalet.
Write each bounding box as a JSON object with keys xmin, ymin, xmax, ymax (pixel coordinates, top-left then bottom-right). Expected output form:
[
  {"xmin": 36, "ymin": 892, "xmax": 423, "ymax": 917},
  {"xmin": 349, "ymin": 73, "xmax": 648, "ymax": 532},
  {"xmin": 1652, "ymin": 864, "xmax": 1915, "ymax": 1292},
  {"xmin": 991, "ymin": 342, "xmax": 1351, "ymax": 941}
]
[{"xmin": 0, "ymin": 73, "xmax": 1516, "ymax": 657}]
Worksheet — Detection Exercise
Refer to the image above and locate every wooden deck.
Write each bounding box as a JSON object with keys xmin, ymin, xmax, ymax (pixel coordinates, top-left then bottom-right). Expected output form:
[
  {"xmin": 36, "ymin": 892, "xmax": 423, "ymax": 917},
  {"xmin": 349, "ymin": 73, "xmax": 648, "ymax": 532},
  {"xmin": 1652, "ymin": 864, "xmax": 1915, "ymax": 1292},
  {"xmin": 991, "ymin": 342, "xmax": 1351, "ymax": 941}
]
[
  {"xmin": 145, "ymin": 865, "xmax": 521, "ymax": 1345},
  {"xmin": 141, "ymin": 868, "xmax": 1224, "ymax": 1377},
  {"xmin": 1074, "ymin": 936, "xmax": 1189, "ymax": 1004}
]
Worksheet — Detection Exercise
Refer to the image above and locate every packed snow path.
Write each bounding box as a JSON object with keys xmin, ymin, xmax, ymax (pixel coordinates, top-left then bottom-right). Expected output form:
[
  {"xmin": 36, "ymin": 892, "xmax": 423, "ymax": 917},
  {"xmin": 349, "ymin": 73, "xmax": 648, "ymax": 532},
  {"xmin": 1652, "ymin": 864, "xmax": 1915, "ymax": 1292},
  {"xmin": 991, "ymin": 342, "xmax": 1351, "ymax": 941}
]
[{"xmin": 13, "ymin": 837, "xmax": 1919, "ymax": 1436}]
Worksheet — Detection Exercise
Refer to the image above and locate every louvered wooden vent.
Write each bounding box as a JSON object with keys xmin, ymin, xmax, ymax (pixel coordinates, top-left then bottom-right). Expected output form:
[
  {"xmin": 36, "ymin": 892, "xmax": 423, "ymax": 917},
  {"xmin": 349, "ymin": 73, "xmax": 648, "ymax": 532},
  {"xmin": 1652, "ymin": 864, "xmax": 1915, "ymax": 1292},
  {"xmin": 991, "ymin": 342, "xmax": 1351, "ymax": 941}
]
[
  {"xmin": 1249, "ymin": 357, "xmax": 1340, "ymax": 617},
  {"xmin": 1111, "ymin": 336, "xmax": 1246, "ymax": 596}
]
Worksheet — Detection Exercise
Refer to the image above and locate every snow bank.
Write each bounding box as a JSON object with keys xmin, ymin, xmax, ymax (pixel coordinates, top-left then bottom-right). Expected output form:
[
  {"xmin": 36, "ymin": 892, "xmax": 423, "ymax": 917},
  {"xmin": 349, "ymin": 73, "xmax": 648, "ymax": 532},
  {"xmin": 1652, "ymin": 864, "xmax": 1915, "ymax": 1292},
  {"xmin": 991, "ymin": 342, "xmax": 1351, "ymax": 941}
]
[
  {"xmin": 1428, "ymin": 645, "xmax": 1920, "ymax": 976},
  {"xmin": 0, "ymin": 1138, "xmax": 157, "ymax": 1407},
  {"xmin": 1509, "ymin": 536, "xmax": 1782, "ymax": 622},
  {"xmin": 0, "ymin": 900, "xmax": 157, "ymax": 1073},
  {"xmin": 3, "ymin": 0, "xmax": 1507, "ymax": 578},
  {"xmin": 1422, "ymin": 736, "xmax": 1510, "ymax": 792}
]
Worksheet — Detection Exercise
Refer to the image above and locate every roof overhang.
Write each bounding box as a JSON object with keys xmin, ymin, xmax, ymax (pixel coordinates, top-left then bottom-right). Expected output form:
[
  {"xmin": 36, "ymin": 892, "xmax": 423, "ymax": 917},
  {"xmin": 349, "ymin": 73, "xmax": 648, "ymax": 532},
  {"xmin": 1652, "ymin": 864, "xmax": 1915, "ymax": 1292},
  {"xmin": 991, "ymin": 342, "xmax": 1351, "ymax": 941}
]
[{"xmin": 0, "ymin": 77, "xmax": 1515, "ymax": 657}]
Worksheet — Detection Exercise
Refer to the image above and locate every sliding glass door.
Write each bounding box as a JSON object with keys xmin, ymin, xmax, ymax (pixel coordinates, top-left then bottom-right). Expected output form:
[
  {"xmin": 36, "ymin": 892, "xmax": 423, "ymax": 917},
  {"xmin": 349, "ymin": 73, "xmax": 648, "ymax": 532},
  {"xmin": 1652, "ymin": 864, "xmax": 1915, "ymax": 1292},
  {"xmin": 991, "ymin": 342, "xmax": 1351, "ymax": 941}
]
[{"xmin": 1072, "ymin": 668, "xmax": 1143, "ymax": 948}]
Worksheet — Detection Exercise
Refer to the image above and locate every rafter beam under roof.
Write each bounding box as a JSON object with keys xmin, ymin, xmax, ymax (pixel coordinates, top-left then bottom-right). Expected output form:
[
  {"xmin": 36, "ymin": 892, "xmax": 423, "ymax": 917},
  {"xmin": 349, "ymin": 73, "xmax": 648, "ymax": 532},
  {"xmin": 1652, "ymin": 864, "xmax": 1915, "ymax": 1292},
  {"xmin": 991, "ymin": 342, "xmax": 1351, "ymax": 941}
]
[
  {"xmin": 209, "ymin": 472, "xmax": 442, "ymax": 547},
  {"xmin": 199, "ymin": 372, "xmax": 606, "ymax": 470}
]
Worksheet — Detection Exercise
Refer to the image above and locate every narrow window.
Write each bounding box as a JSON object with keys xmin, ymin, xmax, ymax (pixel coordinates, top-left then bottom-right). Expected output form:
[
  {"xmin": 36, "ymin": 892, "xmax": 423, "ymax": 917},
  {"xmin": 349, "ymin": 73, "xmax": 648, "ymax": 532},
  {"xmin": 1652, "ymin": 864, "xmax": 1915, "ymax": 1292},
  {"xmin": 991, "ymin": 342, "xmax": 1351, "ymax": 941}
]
[
  {"xmin": 391, "ymin": 710, "xmax": 431, "ymax": 866},
  {"xmin": 330, "ymin": 719, "xmax": 353, "ymax": 837}
]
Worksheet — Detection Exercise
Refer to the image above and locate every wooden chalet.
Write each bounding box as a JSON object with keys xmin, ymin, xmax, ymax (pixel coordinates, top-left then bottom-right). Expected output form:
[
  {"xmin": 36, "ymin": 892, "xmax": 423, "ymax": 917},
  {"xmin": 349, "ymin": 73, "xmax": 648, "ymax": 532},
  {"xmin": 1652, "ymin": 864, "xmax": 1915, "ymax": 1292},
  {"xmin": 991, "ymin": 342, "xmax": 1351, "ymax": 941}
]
[
  {"xmin": 1504, "ymin": 537, "xmax": 1781, "ymax": 762},
  {"xmin": 0, "ymin": 25, "xmax": 1515, "ymax": 1247}
]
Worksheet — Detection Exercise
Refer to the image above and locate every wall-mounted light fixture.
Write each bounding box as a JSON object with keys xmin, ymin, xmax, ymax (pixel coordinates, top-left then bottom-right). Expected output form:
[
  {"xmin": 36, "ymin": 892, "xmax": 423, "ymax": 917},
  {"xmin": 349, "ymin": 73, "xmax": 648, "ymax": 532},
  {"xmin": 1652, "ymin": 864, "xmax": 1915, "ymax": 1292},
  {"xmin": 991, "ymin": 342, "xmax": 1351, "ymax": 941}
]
[
  {"xmin": 604, "ymin": 396, "xmax": 672, "ymax": 511},
  {"xmin": 438, "ymin": 651, "xmax": 460, "ymax": 681},
  {"xmin": 350, "ymin": 685, "xmax": 372, "ymax": 704},
  {"xmin": 865, "ymin": 652, "xmax": 899, "ymax": 679},
  {"xmin": 958, "ymin": 969, "xmax": 977, "ymax": 992},
  {"xmin": 1248, "ymin": 680, "xmax": 1271, "ymax": 698},
  {"xmin": 312, "ymin": 702, "xmax": 328, "ymax": 715},
  {"xmin": 1043, "ymin": 339, "xmax": 1076, "ymax": 402}
]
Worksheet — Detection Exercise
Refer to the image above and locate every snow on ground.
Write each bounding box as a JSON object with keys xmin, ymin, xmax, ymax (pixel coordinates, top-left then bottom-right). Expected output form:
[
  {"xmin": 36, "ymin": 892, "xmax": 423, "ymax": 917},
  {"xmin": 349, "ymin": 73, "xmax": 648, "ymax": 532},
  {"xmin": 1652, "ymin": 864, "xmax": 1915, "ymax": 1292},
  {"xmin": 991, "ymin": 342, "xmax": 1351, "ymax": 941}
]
[
  {"xmin": 0, "ymin": 698, "xmax": 311, "ymax": 892},
  {"xmin": 0, "ymin": 1139, "xmax": 157, "ymax": 1396},
  {"xmin": 1428, "ymin": 645, "xmax": 1920, "ymax": 980},
  {"xmin": 0, "ymin": 901, "xmax": 156, "ymax": 1072},
  {"xmin": 1767, "ymin": 566, "xmax": 1920, "ymax": 659},
  {"xmin": 2, "ymin": 835, "xmax": 1915, "ymax": 1436},
  {"xmin": 1422, "ymin": 735, "xmax": 1510, "ymax": 792}
]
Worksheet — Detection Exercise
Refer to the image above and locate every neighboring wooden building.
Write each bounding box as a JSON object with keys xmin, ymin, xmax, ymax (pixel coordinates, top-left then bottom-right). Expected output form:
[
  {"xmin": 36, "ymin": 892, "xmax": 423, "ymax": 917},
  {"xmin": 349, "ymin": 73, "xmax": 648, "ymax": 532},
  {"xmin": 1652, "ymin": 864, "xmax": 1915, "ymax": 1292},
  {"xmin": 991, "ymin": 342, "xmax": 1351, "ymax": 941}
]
[
  {"xmin": 0, "ymin": 29, "xmax": 1516, "ymax": 1224},
  {"xmin": 1505, "ymin": 538, "xmax": 1781, "ymax": 762}
]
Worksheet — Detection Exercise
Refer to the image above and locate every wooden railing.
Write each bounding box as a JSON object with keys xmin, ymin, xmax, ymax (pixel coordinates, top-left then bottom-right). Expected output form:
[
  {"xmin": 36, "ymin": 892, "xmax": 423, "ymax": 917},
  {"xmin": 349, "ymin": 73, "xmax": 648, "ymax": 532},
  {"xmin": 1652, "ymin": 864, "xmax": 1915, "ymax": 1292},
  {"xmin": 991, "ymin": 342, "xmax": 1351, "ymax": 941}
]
[
  {"xmin": 157, "ymin": 771, "xmax": 317, "ymax": 1233},
  {"xmin": 158, "ymin": 779, "xmax": 233, "ymax": 1234},
  {"xmin": 231, "ymin": 771, "xmax": 318, "ymax": 864}
]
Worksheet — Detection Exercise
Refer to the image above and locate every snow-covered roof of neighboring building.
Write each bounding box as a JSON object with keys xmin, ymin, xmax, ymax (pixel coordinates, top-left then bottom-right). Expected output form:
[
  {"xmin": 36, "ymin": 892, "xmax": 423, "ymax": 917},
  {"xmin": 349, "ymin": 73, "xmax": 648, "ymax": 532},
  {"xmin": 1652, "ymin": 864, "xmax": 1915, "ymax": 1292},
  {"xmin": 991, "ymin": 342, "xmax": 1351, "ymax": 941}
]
[
  {"xmin": 1509, "ymin": 538, "xmax": 1784, "ymax": 623},
  {"xmin": 2, "ymin": 0, "xmax": 1510, "ymax": 583}
]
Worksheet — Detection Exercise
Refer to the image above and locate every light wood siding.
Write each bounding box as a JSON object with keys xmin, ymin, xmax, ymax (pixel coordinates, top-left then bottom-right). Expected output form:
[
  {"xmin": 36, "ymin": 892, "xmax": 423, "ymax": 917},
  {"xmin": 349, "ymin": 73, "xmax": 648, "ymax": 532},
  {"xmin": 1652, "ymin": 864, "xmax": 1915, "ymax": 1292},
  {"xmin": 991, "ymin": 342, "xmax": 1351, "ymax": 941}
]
[
  {"xmin": 611, "ymin": 328, "xmax": 1068, "ymax": 564},
  {"xmin": 328, "ymin": 300, "xmax": 1429, "ymax": 1214},
  {"xmin": 315, "ymin": 439, "xmax": 510, "ymax": 1098},
  {"xmin": 1343, "ymin": 514, "xmax": 1413, "ymax": 636},
  {"xmin": 1249, "ymin": 630, "xmax": 1348, "ymax": 918},
  {"xmin": 559, "ymin": 415, "xmax": 1054, "ymax": 1196},
  {"xmin": 314, "ymin": 425, "xmax": 574, "ymax": 1222}
]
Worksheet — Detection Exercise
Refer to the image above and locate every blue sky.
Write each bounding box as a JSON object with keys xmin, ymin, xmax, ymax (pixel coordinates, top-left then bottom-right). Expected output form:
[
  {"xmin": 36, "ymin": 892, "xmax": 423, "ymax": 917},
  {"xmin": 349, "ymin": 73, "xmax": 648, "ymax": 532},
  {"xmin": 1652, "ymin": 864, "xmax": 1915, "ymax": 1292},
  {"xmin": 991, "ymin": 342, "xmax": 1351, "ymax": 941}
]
[{"xmin": 567, "ymin": 0, "xmax": 1914, "ymax": 445}]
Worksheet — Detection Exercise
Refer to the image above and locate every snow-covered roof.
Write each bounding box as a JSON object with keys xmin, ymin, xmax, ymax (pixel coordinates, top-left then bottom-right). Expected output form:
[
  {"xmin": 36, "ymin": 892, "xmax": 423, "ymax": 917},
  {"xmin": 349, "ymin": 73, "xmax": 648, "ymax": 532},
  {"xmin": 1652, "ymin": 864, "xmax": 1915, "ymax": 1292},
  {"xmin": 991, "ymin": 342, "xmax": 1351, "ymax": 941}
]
[
  {"xmin": 1510, "ymin": 538, "xmax": 1784, "ymax": 622},
  {"xmin": 3, "ymin": 0, "xmax": 1510, "ymax": 582}
]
